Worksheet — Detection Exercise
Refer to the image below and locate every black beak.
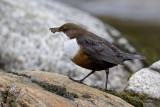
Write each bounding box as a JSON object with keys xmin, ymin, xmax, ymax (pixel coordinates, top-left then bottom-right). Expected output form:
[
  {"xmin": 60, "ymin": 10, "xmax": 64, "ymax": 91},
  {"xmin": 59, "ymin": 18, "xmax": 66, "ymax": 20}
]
[{"xmin": 49, "ymin": 28, "xmax": 58, "ymax": 33}]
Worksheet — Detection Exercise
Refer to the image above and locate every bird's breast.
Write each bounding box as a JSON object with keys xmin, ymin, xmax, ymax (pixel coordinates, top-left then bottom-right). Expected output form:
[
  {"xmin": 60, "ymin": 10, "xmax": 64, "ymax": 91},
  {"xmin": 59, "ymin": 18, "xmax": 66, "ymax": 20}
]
[
  {"xmin": 64, "ymin": 39, "xmax": 94, "ymax": 70},
  {"xmin": 64, "ymin": 39, "xmax": 80, "ymax": 59}
]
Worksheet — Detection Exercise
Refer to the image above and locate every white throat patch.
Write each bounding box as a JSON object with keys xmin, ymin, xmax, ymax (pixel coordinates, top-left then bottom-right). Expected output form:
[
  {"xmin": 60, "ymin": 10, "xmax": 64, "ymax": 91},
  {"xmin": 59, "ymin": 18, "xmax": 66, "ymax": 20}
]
[
  {"xmin": 60, "ymin": 32, "xmax": 69, "ymax": 41},
  {"xmin": 60, "ymin": 34, "xmax": 79, "ymax": 59}
]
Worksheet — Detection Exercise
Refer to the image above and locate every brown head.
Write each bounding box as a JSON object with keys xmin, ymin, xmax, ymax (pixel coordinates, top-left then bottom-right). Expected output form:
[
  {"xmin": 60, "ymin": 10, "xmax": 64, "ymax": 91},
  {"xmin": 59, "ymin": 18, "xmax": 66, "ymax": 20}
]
[{"xmin": 50, "ymin": 23, "xmax": 87, "ymax": 39}]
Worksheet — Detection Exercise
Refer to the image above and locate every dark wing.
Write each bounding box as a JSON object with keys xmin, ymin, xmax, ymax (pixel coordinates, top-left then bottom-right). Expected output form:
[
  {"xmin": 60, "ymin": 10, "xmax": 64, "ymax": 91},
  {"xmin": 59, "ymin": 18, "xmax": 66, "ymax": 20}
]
[{"xmin": 77, "ymin": 36, "xmax": 123, "ymax": 64}]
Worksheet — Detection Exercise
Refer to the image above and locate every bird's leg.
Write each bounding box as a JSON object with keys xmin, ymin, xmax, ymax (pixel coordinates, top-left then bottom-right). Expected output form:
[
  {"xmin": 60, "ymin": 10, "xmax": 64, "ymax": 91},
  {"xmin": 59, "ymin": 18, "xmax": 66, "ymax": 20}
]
[
  {"xmin": 105, "ymin": 69, "xmax": 109, "ymax": 91},
  {"xmin": 69, "ymin": 70, "xmax": 95, "ymax": 83}
]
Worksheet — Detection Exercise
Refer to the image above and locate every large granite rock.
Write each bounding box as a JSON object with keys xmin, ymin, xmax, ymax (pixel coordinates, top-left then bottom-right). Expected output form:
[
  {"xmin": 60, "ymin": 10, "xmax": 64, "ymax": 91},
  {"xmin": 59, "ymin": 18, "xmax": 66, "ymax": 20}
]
[
  {"xmin": 0, "ymin": 70, "xmax": 133, "ymax": 107},
  {"xmin": 0, "ymin": 0, "xmax": 143, "ymax": 91},
  {"xmin": 126, "ymin": 60, "xmax": 160, "ymax": 99}
]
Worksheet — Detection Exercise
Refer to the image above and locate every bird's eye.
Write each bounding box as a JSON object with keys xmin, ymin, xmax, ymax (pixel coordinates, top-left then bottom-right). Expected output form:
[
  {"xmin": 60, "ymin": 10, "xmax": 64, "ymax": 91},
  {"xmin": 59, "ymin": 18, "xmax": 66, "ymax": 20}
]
[{"xmin": 63, "ymin": 28, "xmax": 68, "ymax": 32}]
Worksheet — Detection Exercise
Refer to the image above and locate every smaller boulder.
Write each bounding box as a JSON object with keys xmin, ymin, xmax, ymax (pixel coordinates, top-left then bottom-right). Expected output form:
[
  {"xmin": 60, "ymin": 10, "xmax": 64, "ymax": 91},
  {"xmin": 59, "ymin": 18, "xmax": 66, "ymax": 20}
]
[{"xmin": 126, "ymin": 60, "xmax": 160, "ymax": 99}]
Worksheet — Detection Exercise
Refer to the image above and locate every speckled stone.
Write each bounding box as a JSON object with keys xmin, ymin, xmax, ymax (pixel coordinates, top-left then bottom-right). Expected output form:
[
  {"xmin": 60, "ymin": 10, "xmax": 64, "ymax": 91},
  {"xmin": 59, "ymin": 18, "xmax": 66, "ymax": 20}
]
[{"xmin": 126, "ymin": 60, "xmax": 160, "ymax": 99}]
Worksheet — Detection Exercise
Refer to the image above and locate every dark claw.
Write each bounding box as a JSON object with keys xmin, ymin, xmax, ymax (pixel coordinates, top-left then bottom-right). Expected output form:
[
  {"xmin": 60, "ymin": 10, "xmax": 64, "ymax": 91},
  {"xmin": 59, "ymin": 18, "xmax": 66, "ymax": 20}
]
[
  {"xmin": 68, "ymin": 70, "xmax": 95, "ymax": 85},
  {"xmin": 69, "ymin": 76, "xmax": 83, "ymax": 83},
  {"xmin": 104, "ymin": 89, "xmax": 115, "ymax": 92}
]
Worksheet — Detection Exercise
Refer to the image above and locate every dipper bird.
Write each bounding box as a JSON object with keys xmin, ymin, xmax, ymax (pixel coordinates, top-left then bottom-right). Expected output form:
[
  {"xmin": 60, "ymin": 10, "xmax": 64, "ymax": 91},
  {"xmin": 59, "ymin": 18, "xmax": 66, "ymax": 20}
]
[{"xmin": 50, "ymin": 23, "xmax": 145, "ymax": 90}]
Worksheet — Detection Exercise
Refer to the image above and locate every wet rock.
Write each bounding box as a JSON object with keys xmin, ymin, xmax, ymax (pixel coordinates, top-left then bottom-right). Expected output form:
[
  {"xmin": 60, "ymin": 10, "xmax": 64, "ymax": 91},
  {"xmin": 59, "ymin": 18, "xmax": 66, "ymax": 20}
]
[
  {"xmin": 126, "ymin": 60, "xmax": 160, "ymax": 99},
  {"xmin": 0, "ymin": 71, "xmax": 133, "ymax": 107},
  {"xmin": 0, "ymin": 0, "xmax": 144, "ymax": 91}
]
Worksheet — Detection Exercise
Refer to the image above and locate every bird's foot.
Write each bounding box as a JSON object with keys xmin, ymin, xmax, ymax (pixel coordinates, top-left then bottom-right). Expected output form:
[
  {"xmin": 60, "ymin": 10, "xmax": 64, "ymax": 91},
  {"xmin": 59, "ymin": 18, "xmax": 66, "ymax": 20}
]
[
  {"xmin": 104, "ymin": 89, "xmax": 115, "ymax": 92},
  {"xmin": 68, "ymin": 76, "xmax": 84, "ymax": 84}
]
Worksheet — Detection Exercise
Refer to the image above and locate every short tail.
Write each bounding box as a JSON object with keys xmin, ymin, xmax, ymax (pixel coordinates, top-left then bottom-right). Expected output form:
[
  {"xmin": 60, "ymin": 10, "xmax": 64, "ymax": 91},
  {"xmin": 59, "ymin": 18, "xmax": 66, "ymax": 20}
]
[{"xmin": 123, "ymin": 53, "xmax": 146, "ymax": 60}]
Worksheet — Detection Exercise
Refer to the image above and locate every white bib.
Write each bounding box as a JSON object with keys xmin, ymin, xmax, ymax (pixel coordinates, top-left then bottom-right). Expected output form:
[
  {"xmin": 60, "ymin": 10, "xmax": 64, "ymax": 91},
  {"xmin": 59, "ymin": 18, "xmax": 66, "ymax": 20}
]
[{"xmin": 61, "ymin": 33, "xmax": 80, "ymax": 59}]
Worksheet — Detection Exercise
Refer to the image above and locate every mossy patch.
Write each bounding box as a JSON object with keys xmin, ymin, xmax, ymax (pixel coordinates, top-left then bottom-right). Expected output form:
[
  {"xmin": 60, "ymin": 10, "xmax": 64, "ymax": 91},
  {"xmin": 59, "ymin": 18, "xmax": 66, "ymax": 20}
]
[
  {"xmin": 1, "ymin": 86, "xmax": 18, "ymax": 107},
  {"xmin": 107, "ymin": 91, "xmax": 144, "ymax": 107},
  {"xmin": 7, "ymin": 71, "xmax": 18, "ymax": 75},
  {"xmin": 7, "ymin": 71, "xmax": 79, "ymax": 100},
  {"xmin": 7, "ymin": 71, "xmax": 31, "ymax": 78},
  {"xmin": 127, "ymin": 72, "xmax": 135, "ymax": 81},
  {"xmin": 92, "ymin": 86, "xmax": 144, "ymax": 107},
  {"xmin": 72, "ymin": 93, "xmax": 79, "ymax": 98},
  {"xmin": 2, "ymin": 86, "xmax": 10, "ymax": 103},
  {"xmin": 82, "ymin": 94, "xmax": 91, "ymax": 98},
  {"xmin": 32, "ymin": 80, "xmax": 78, "ymax": 100},
  {"xmin": 19, "ymin": 73, "xmax": 31, "ymax": 78},
  {"xmin": 2, "ymin": 90, "xmax": 9, "ymax": 103}
]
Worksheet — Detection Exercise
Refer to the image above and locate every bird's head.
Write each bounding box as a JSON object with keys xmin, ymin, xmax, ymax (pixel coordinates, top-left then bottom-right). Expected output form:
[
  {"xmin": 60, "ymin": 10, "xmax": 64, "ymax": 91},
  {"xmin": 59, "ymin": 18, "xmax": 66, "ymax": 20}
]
[{"xmin": 50, "ymin": 23, "xmax": 87, "ymax": 39}]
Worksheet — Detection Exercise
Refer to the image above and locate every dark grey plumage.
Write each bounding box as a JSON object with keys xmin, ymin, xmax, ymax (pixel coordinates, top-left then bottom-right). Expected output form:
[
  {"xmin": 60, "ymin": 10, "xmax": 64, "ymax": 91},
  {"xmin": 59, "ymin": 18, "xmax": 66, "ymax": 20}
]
[{"xmin": 77, "ymin": 33, "xmax": 145, "ymax": 65}]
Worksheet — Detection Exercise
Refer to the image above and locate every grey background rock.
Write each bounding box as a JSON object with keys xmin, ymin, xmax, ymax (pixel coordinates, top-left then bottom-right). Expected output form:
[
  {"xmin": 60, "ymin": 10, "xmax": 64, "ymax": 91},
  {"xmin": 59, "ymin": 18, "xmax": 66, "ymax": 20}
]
[
  {"xmin": 0, "ymin": 0, "xmax": 144, "ymax": 91},
  {"xmin": 150, "ymin": 60, "xmax": 160, "ymax": 72},
  {"xmin": 126, "ymin": 60, "xmax": 160, "ymax": 99},
  {"xmin": 59, "ymin": 0, "xmax": 160, "ymax": 24}
]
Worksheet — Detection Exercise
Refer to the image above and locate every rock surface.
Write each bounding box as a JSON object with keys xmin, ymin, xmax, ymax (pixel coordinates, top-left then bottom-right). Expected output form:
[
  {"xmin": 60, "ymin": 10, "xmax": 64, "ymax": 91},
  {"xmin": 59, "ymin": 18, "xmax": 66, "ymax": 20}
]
[
  {"xmin": 0, "ymin": 0, "xmax": 144, "ymax": 91},
  {"xmin": 126, "ymin": 60, "xmax": 160, "ymax": 99},
  {"xmin": 0, "ymin": 70, "xmax": 133, "ymax": 107}
]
